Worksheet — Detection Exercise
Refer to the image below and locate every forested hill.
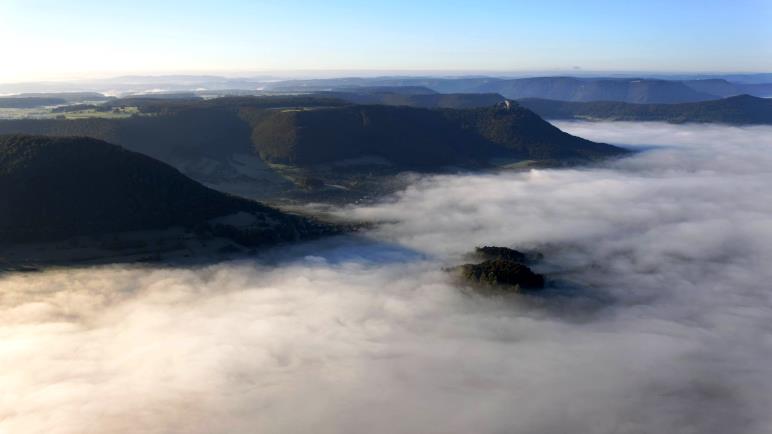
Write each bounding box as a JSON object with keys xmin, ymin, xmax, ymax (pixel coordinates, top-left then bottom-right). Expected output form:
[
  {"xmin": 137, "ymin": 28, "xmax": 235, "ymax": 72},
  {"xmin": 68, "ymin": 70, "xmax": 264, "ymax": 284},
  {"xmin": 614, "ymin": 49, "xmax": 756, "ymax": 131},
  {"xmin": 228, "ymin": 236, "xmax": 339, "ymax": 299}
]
[
  {"xmin": 0, "ymin": 97, "xmax": 626, "ymax": 169},
  {"xmin": 250, "ymin": 102, "xmax": 627, "ymax": 166},
  {"xmin": 0, "ymin": 135, "xmax": 331, "ymax": 244}
]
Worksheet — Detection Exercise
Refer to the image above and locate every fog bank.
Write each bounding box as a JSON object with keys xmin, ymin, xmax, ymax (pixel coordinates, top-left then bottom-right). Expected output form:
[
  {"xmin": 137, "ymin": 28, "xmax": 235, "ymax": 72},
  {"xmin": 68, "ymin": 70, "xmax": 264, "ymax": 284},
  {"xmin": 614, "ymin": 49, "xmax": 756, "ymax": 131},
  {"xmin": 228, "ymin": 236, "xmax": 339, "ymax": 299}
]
[{"xmin": 2, "ymin": 122, "xmax": 772, "ymax": 433}]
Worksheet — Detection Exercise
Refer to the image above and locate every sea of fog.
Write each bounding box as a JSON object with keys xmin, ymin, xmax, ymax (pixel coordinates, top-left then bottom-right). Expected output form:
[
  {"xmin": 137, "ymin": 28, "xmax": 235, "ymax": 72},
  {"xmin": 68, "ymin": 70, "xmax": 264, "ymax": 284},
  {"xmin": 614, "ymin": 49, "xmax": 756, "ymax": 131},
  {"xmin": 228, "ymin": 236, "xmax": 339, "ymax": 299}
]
[{"xmin": 3, "ymin": 122, "xmax": 772, "ymax": 434}]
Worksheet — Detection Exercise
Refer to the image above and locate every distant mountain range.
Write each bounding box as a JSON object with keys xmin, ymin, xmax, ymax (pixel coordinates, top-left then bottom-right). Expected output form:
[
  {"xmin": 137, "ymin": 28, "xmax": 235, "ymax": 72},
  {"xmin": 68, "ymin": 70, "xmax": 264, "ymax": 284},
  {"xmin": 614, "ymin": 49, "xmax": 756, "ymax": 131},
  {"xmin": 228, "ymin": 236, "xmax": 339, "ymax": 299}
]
[
  {"xmin": 3, "ymin": 74, "xmax": 771, "ymax": 103},
  {"xmin": 518, "ymin": 94, "xmax": 772, "ymax": 125},
  {"xmin": 260, "ymin": 77, "xmax": 772, "ymax": 103},
  {"xmin": 472, "ymin": 77, "xmax": 714, "ymax": 103},
  {"xmin": 0, "ymin": 135, "xmax": 332, "ymax": 245}
]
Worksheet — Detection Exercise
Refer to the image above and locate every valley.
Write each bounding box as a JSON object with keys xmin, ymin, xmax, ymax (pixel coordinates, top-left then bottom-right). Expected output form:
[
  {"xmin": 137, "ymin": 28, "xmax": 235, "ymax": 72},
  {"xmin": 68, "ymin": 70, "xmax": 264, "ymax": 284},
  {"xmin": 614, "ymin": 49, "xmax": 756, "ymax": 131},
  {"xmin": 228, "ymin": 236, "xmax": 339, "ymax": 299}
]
[{"xmin": 0, "ymin": 95, "xmax": 627, "ymax": 210}]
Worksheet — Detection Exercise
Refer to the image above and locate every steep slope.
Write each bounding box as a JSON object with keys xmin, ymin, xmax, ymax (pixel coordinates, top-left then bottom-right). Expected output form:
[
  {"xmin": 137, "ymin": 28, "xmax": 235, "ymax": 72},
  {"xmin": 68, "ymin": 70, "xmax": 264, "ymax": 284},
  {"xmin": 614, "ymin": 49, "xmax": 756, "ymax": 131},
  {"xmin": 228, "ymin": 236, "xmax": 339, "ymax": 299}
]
[
  {"xmin": 0, "ymin": 135, "xmax": 330, "ymax": 244},
  {"xmin": 519, "ymin": 94, "xmax": 772, "ymax": 125},
  {"xmin": 250, "ymin": 103, "xmax": 627, "ymax": 166}
]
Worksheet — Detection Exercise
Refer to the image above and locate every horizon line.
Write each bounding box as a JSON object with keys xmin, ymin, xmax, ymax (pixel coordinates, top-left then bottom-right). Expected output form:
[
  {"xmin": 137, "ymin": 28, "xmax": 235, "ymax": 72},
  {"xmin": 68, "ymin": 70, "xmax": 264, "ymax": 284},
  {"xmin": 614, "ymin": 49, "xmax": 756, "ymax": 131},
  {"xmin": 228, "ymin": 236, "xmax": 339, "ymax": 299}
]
[{"xmin": 2, "ymin": 68, "xmax": 772, "ymax": 86}]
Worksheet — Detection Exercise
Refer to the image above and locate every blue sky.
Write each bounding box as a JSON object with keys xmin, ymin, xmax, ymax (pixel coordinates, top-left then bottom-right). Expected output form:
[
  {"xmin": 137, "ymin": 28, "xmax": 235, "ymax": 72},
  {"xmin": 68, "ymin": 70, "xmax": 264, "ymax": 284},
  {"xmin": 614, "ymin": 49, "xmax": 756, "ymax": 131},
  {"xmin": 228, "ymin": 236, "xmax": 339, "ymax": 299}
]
[{"xmin": 1, "ymin": 0, "xmax": 770, "ymax": 82}]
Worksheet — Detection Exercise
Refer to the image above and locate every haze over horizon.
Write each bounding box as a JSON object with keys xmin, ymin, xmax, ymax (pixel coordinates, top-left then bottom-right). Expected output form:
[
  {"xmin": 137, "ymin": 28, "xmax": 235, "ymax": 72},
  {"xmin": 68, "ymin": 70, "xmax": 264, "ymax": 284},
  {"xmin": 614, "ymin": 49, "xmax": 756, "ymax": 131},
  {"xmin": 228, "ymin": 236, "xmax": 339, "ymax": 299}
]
[{"xmin": 2, "ymin": 0, "xmax": 771, "ymax": 83}]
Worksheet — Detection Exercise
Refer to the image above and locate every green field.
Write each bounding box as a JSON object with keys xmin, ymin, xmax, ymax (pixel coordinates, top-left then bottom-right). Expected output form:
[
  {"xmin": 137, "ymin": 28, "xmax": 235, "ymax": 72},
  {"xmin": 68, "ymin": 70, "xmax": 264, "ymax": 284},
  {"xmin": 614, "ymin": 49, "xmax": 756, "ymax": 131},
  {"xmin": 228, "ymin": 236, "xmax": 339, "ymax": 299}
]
[
  {"xmin": 59, "ymin": 106, "xmax": 141, "ymax": 119},
  {"xmin": 0, "ymin": 106, "xmax": 144, "ymax": 120}
]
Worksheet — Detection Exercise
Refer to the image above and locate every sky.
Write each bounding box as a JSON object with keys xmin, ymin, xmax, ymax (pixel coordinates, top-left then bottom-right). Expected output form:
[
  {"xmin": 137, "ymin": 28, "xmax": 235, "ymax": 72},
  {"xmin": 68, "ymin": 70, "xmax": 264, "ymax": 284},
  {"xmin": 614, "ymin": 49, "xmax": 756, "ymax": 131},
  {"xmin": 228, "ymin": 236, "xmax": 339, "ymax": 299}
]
[{"xmin": 1, "ymin": 0, "xmax": 771, "ymax": 83}]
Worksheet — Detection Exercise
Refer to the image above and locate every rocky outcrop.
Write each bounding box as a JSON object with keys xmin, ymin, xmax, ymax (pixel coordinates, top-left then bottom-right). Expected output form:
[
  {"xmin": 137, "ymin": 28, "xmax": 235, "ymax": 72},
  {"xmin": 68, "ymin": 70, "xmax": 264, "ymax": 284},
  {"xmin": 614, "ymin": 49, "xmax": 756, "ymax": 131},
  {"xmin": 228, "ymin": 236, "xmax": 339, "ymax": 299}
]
[{"xmin": 455, "ymin": 246, "xmax": 546, "ymax": 292}]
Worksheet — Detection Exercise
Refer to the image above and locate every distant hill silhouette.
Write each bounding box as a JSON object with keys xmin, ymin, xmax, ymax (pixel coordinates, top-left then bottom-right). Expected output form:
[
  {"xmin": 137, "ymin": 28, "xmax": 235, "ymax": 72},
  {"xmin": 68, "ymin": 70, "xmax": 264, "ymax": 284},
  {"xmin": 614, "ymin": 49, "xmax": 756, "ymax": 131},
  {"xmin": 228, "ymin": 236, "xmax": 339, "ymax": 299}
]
[
  {"xmin": 11, "ymin": 92, "xmax": 110, "ymax": 102},
  {"xmin": 0, "ymin": 97, "xmax": 67, "ymax": 108},
  {"xmin": 3, "ymin": 75, "xmax": 771, "ymax": 102},
  {"xmin": 518, "ymin": 94, "xmax": 772, "ymax": 125},
  {"xmin": 470, "ymin": 77, "xmax": 716, "ymax": 104},
  {"xmin": 317, "ymin": 91, "xmax": 506, "ymax": 109},
  {"xmin": 262, "ymin": 77, "xmax": 767, "ymax": 103}
]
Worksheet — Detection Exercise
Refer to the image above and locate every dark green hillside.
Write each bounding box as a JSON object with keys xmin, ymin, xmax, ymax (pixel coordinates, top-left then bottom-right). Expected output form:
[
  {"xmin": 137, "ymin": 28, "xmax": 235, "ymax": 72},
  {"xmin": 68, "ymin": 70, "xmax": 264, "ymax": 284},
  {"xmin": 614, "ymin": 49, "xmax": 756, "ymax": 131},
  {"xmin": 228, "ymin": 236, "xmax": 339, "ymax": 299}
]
[
  {"xmin": 519, "ymin": 94, "xmax": 772, "ymax": 125},
  {"xmin": 0, "ymin": 107, "xmax": 254, "ymax": 162},
  {"xmin": 250, "ymin": 105, "xmax": 487, "ymax": 166},
  {"xmin": 0, "ymin": 96, "xmax": 626, "ymax": 208},
  {"xmin": 442, "ymin": 103, "xmax": 622, "ymax": 159},
  {"xmin": 0, "ymin": 95, "xmax": 340, "ymax": 159},
  {"xmin": 0, "ymin": 135, "xmax": 330, "ymax": 243},
  {"xmin": 250, "ymin": 103, "xmax": 626, "ymax": 166},
  {"xmin": 0, "ymin": 96, "xmax": 623, "ymax": 170},
  {"xmin": 0, "ymin": 96, "xmax": 349, "ymax": 162}
]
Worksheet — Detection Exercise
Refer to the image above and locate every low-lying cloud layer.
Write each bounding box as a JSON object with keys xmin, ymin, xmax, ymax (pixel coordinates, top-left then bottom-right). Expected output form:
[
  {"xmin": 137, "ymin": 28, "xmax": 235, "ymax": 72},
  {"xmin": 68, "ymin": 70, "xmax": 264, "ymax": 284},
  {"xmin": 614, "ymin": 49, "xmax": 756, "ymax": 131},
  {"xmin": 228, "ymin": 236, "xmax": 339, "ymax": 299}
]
[{"xmin": 3, "ymin": 122, "xmax": 772, "ymax": 434}]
